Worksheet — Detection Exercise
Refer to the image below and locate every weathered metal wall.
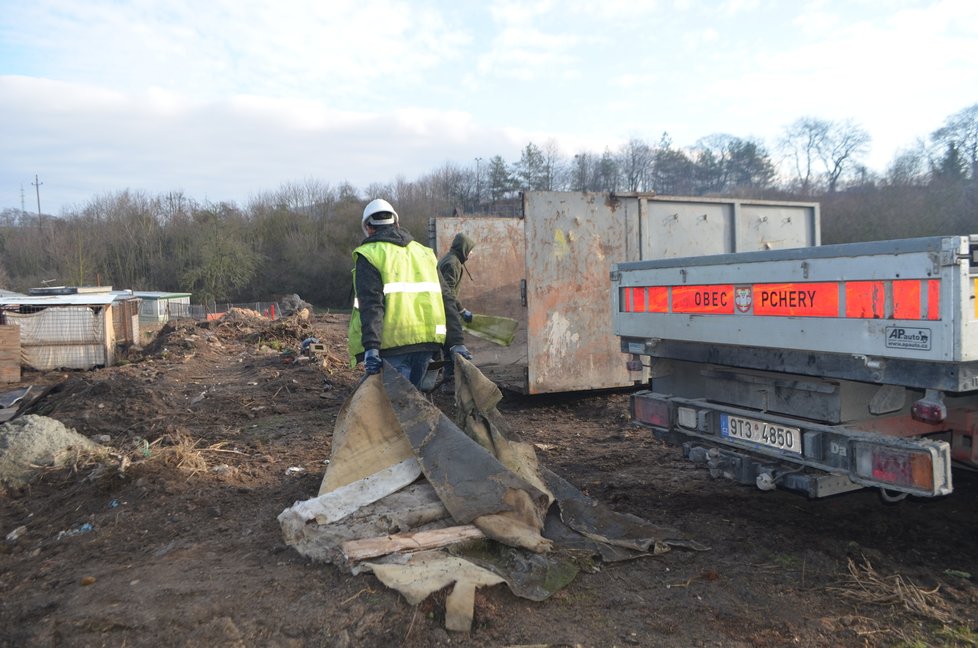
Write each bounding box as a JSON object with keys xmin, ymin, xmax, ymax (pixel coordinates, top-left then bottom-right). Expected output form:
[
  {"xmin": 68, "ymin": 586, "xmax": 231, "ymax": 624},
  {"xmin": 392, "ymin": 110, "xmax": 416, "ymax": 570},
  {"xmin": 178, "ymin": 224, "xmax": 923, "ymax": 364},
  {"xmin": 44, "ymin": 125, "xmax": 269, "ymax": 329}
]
[
  {"xmin": 433, "ymin": 216, "xmax": 528, "ymax": 388},
  {"xmin": 523, "ymin": 192, "xmax": 641, "ymax": 393},
  {"xmin": 641, "ymin": 196, "xmax": 819, "ymax": 259}
]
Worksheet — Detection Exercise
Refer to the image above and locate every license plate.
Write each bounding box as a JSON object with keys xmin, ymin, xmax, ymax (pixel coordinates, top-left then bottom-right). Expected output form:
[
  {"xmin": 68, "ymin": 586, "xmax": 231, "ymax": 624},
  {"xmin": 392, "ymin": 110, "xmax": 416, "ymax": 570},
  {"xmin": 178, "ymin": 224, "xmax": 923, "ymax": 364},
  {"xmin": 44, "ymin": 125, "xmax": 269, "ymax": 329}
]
[{"xmin": 720, "ymin": 414, "xmax": 802, "ymax": 455}]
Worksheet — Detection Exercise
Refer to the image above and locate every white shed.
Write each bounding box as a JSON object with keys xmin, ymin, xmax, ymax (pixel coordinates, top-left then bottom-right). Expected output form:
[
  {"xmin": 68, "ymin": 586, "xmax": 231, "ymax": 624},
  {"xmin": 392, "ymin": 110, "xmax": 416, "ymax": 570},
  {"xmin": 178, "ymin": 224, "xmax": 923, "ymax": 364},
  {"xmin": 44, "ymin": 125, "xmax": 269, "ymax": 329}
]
[
  {"xmin": 0, "ymin": 293, "xmax": 117, "ymax": 370},
  {"xmin": 133, "ymin": 291, "xmax": 192, "ymax": 324}
]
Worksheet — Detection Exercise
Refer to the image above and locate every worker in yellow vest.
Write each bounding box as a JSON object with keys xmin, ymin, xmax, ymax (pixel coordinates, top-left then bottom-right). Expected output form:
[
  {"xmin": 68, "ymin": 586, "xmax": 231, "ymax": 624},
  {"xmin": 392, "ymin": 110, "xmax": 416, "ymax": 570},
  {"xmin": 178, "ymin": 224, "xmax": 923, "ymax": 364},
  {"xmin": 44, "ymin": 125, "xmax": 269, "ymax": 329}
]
[{"xmin": 348, "ymin": 198, "xmax": 471, "ymax": 389}]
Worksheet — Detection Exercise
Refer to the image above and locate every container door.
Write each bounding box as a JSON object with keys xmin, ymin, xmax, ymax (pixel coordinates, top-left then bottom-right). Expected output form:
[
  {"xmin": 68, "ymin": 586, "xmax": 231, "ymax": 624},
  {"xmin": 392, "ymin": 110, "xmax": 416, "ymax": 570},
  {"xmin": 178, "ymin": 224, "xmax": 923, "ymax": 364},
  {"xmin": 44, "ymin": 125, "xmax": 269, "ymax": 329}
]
[{"xmin": 523, "ymin": 192, "xmax": 641, "ymax": 394}]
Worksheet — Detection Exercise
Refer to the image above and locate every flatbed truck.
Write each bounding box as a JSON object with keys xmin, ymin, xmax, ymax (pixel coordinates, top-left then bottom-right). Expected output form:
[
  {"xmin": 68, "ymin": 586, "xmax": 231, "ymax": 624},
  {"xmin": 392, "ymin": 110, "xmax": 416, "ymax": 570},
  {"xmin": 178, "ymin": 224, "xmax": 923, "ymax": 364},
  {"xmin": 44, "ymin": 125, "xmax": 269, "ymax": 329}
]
[{"xmin": 612, "ymin": 235, "xmax": 978, "ymax": 498}]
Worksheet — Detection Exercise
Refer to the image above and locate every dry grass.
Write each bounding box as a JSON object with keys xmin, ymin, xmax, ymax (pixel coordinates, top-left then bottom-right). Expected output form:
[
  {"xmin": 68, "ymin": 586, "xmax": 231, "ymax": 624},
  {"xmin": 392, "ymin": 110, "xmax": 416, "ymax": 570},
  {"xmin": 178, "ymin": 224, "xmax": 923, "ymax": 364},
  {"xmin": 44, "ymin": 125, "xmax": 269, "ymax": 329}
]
[
  {"xmin": 829, "ymin": 556, "xmax": 952, "ymax": 625},
  {"xmin": 147, "ymin": 433, "xmax": 210, "ymax": 476},
  {"xmin": 38, "ymin": 432, "xmax": 210, "ymax": 483},
  {"xmin": 29, "ymin": 430, "xmax": 250, "ymax": 488}
]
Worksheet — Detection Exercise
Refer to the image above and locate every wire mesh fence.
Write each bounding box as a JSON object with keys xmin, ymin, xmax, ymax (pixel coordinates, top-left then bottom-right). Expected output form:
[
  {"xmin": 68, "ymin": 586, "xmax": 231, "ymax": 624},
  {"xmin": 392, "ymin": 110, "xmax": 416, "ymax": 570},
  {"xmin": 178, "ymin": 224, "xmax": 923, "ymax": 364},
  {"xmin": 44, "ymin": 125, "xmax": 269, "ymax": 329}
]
[{"xmin": 167, "ymin": 301, "xmax": 283, "ymax": 321}]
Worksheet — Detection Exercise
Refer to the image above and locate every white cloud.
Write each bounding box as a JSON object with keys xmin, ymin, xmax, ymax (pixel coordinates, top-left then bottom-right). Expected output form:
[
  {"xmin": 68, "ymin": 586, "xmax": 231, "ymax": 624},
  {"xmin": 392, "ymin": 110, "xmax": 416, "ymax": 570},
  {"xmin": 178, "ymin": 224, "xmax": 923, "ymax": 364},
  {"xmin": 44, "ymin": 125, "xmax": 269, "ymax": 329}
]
[
  {"xmin": 477, "ymin": 25, "xmax": 582, "ymax": 80},
  {"xmin": 720, "ymin": 0, "xmax": 762, "ymax": 14},
  {"xmin": 0, "ymin": 76, "xmax": 524, "ymax": 212},
  {"xmin": 2, "ymin": 0, "xmax": 976, "ymax": 213},
  {"xmin": 1, "ymin": 0, "xmax": 469, "ymax": 101}
]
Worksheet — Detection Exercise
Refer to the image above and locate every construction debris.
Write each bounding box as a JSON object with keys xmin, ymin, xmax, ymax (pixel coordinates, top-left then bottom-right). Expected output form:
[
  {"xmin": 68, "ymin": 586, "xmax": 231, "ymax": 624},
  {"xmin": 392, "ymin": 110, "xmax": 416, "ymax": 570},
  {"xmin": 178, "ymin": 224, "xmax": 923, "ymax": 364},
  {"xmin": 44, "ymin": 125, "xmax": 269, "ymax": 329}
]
[{"xmin": 279, "ymin": 357, "xmax": 706, "ymax": 632}]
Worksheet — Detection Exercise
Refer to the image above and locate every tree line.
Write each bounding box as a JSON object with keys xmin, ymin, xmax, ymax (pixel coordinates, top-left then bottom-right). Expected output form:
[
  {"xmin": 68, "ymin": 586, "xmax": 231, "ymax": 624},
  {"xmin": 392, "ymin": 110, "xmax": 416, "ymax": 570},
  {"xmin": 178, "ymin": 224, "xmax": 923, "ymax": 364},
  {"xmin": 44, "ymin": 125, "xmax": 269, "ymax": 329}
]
[{"xmin": 0, "ymin": 104, "xmax": 975, "ymax": 309}]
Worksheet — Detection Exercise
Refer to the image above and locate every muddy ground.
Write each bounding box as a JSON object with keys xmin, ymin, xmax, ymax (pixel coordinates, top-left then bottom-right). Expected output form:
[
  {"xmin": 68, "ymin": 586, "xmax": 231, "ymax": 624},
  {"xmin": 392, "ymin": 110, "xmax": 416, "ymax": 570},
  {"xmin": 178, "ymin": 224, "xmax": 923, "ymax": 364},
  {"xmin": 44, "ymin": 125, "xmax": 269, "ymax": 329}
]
[{"xmin": 1, "ymin": 312, "xmax": 976, "ymax": 648}]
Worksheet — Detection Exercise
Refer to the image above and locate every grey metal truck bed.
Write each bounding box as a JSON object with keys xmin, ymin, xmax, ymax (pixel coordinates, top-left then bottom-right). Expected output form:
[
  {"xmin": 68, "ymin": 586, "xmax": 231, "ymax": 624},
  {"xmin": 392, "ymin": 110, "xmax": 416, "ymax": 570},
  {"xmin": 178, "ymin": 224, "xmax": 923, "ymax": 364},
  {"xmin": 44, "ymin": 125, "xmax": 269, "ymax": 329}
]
[{"xmin": 614, "ymin": 235, "xmax": 978, "ymax": 393}]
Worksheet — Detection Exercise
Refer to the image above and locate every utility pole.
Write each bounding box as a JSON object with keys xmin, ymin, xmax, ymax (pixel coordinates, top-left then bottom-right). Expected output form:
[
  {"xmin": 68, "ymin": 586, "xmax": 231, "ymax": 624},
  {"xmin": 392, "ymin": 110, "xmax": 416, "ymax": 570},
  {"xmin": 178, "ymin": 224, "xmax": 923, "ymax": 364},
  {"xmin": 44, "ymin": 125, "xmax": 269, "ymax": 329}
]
[
  {"xmin": 474, "ymin": 157, "xmax": 482, "ymax": 211},
  {"xmin": 31, "ymin": 174, "xmax": 43, "ymax": 217},
  {"xmin": 20, "ymin": 184, "xmax": 26, "ymax": 215}
]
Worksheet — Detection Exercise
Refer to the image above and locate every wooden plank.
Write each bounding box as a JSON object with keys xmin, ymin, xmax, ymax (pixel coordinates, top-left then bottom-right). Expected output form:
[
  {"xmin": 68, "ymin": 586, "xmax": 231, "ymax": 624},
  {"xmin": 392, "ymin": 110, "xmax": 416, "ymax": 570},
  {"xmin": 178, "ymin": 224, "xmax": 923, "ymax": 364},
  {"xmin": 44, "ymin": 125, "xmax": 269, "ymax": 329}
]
[
  {"xmin": 341, "ymin": 524, "xmax": 485, "ymax": 563},
  {"xmin": 0, "ymin": 325, "xmax": 20, "ymax": 384}
]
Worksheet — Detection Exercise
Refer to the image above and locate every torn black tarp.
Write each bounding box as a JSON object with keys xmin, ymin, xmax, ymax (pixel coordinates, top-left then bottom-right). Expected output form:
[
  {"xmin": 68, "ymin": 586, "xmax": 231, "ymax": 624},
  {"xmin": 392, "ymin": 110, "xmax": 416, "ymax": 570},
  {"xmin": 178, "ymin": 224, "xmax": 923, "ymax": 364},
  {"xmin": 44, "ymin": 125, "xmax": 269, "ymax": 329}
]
[{"xmin": 279, "ymin": 357, "xmax": 706, "ymax": 633}]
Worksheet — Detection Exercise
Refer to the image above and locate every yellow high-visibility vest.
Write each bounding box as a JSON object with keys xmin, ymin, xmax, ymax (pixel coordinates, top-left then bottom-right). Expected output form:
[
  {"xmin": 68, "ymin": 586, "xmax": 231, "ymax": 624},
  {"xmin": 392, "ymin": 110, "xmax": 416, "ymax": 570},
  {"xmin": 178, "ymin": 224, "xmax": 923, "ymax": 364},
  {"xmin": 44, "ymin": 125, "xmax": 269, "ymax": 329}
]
[{"xmin": 348, "ymin": 240, "xmax": 447, "ymax": 366}]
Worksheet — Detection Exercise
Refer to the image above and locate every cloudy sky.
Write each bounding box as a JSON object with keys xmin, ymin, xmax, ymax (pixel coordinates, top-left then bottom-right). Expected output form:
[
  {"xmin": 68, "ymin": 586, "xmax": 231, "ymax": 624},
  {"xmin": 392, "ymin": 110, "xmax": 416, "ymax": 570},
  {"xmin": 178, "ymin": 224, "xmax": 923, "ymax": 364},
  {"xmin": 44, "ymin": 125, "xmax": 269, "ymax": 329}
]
[{"xmin": 1, "ymin": 0, "xmax": 976, "ymax": 214}]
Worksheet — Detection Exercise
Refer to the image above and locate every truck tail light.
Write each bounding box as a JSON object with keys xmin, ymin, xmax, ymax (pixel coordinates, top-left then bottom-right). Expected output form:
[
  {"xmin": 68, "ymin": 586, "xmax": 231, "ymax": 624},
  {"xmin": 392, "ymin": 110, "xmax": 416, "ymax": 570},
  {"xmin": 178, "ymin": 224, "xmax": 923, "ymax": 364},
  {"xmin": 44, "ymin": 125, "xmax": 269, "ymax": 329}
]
[
  {"xmin": 911, "ymin": 400, "xmax": 946, "ymax": 423},
  {"xmin": 911, "ymin": 389, "xmax": 947, "ymax": 423},
  {"xmin": 632, "ymin": 394, "xmax": 671, "ymax": 427},
  {"xmin": 853, "ymin": 442, "xmax": 934, "ymax": 492}
]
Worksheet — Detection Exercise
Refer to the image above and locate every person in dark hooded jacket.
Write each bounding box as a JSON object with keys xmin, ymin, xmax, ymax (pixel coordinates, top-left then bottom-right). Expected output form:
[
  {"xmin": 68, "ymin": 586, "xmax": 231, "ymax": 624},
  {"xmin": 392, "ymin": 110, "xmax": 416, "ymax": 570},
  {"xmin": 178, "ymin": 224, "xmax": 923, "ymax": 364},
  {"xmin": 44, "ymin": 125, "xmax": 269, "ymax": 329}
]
[
  {"xmin": 437, "ymin": 233, "xmax": 476, "ymax": 322},
  {"xmin": 348, "ymin": 199, "xmax": 470, "ymax": 390},
  {"xmin": 436, "ymin": 233, "xmax": 476, "ymax": 390}
]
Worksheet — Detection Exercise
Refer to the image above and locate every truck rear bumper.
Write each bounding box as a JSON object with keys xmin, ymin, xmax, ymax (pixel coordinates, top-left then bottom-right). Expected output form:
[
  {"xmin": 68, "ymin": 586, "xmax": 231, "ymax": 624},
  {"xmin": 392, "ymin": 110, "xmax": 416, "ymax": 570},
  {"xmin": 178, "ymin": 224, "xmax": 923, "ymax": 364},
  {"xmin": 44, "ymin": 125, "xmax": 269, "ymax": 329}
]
[
  {"xmin": 675, "ymin": 430, "xmax": 864, "ymax": 498},
  {"xmin": 632, "ymin": 390, "xmax": 953, "ymax": 498}
]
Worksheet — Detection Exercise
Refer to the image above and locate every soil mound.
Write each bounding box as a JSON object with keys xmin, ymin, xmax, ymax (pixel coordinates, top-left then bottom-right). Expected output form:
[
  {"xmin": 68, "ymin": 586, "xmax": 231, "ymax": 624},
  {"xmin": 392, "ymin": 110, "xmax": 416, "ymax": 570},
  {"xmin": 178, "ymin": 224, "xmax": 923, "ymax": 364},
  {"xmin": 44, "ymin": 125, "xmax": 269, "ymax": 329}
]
[{"xmin": 0, "ymin": 414, "xmax": 100, "ymax": 487}]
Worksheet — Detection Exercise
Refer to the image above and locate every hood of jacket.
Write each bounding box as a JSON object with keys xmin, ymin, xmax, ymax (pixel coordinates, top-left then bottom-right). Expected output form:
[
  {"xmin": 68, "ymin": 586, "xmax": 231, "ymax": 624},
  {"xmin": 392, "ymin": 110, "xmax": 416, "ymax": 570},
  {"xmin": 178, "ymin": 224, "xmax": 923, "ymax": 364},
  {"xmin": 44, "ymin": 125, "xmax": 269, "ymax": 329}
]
[{"xmin": 450, "ymin": 233, "xmax": 475, "ymax": 262}]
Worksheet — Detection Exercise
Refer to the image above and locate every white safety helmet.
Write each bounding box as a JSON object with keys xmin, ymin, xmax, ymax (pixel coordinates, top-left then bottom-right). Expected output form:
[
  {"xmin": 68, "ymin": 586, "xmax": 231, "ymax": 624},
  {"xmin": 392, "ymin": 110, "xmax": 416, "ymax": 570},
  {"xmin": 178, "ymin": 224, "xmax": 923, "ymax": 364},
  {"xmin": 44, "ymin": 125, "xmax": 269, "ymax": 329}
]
[{"xmin": 361, "ymin": 198, "xmax": 399, "ymax": 236}]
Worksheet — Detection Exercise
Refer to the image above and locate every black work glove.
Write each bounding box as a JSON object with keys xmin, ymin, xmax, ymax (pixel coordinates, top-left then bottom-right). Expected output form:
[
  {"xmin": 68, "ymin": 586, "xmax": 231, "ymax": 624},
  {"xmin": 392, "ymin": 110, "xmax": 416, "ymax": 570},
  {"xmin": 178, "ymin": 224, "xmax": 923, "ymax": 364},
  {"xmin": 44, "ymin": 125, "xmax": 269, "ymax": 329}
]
[{"xmin": 363, "ymin": 348, "xmax": 382, "ymax": 375}]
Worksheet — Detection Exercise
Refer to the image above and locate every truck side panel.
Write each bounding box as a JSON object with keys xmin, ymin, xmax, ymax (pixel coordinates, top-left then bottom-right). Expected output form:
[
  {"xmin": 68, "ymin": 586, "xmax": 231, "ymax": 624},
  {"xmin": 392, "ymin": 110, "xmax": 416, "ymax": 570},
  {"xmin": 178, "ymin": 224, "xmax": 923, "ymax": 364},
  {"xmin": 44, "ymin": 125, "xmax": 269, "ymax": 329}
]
[{"xmin": 614, "ymin": 235, "xmax": 978, "ymax": 390}]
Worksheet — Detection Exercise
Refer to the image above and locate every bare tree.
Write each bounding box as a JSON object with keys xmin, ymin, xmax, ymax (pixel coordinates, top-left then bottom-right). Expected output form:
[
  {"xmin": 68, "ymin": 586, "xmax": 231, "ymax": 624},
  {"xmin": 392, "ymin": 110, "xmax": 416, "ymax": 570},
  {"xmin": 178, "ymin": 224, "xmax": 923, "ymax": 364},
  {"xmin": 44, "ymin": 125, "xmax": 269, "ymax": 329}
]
[
  {"xmin": 780, "ymin": 117, "xmax": 830, "ymax": 195},
  {"xmin": 780, "ymin": 117, "xmax": 870, "ymax": 193},
  {"xmin": 540, "ymin": 138, "xmax": 563, "ymax": 191},
  {"xmin": 885, "ymin": 141, "xmax": 929, "ymax": 186},
  {"xmin": 931, "ymin": 103, "xmax": 978, "ymax": 180},
  {"xmin": 819, "ymin": 119, "xmax": 871, "ymax": 193},
  {"xmin": 571, "ymin": 152, "xmax": 589, "ymax": 191},
  {"xmin": 618, "ymin": 138, "xmax": 654, "ymax": 192},
  {"xmin": 176, "ymin": 203, "xmax": 259, "ymax": 304}
]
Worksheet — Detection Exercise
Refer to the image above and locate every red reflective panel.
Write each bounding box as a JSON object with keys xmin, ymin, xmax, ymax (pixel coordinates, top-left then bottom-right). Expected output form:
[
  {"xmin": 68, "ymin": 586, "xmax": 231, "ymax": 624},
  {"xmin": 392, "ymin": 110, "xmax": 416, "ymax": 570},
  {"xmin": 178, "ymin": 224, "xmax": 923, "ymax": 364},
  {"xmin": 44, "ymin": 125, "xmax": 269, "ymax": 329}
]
[
  {"xmin": 648, "ymin": 286, "xmax": 669, "ymax": 312},
  {"xmin": 892, "ymin": 280, "xmax": 921, "ymax": 319},
  {"xmin": 671, "ymin": 285, "xmax": 735, "ymax": 314},
  {"xmin": 631, "ymin": 287, "xmax": 647, "ymax": 312},
  {"xmin": 926, "ymin": 280, "xmax": 940, "ymax": 320},
  {"xmin": 753, "ymin": 282, "xmax": 839, "ymax": 317},
  {"xmin": 846, "ymin": 281, "xmax": 884, "ymax": 318}
]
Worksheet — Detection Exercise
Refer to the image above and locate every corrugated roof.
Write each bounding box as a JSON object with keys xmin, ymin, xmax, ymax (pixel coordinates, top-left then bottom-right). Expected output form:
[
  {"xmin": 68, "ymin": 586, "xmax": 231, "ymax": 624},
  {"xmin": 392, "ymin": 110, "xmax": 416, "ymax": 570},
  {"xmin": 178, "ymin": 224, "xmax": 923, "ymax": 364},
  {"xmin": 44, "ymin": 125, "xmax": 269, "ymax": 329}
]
[
  {"xmin": 132, "ymin": 291, "xmax": 192, "ymax": 299},
  {"xmin": 0, "ymin": 294, "xmax": 117, "ymax": 306}
]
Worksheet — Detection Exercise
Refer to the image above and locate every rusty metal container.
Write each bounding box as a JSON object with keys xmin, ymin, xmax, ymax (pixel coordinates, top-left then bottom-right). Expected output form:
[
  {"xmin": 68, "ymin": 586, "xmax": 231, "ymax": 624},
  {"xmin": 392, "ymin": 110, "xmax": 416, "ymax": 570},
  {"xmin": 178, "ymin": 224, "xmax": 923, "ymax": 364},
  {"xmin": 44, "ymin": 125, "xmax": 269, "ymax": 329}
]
[{"xmin": 432, "ymin": 191, "xmax": 819, "ymax": 394}]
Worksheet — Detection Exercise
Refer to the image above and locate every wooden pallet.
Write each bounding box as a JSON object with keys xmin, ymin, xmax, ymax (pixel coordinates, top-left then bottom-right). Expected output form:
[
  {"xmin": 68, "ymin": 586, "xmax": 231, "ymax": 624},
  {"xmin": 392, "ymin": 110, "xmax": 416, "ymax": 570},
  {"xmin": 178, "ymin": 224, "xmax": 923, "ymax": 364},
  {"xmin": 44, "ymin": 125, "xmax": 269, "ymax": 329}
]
[{"xmin": 0, "ymin": 325, "xmax": 21, "ymax": 384}]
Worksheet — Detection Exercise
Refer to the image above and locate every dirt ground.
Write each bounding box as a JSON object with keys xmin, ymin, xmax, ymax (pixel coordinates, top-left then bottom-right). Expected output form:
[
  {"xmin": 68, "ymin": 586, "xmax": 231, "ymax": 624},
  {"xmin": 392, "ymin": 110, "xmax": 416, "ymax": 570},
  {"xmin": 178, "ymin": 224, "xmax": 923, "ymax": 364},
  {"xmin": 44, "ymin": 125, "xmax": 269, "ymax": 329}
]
[{"xmin": 1, "ymin": 312, "xmax": 977, "ymax": 648}]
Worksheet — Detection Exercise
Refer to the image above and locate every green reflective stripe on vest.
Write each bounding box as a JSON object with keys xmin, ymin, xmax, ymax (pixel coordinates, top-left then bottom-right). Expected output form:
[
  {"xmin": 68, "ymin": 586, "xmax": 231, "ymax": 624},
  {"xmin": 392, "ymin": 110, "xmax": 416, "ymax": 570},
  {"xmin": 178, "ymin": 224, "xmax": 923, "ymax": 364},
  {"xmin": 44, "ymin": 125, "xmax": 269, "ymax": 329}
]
[{"xmin": 348, "ymin": 240, "xmax": 447, "ymax": 366}]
